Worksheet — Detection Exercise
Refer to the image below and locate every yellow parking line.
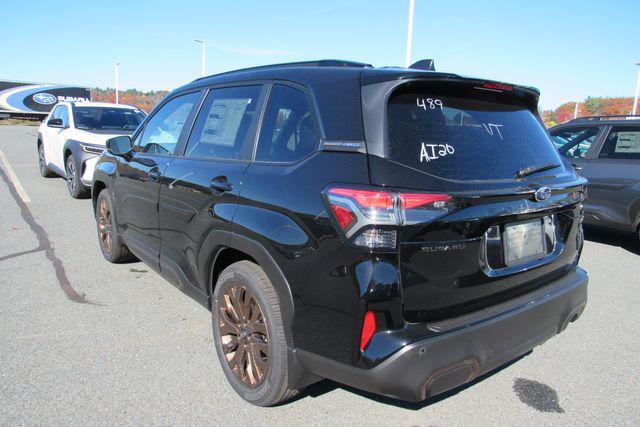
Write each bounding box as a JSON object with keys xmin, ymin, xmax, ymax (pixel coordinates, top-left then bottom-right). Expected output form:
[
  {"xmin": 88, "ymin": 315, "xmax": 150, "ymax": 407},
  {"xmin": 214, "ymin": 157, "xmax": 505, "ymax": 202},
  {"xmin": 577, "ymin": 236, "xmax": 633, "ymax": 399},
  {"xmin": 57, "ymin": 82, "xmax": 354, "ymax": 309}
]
[{"xmin": 0, "ymin": 149, "xmax": 31, "ymax": 203}]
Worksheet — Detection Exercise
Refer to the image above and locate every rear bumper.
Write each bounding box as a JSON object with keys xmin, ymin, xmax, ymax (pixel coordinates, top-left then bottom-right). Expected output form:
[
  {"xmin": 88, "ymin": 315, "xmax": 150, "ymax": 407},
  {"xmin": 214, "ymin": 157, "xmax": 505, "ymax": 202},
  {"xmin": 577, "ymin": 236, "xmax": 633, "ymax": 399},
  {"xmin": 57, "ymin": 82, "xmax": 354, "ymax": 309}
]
[{"xmin": 297, "ymin": 268, "xmax": 588, "ymax": 402}]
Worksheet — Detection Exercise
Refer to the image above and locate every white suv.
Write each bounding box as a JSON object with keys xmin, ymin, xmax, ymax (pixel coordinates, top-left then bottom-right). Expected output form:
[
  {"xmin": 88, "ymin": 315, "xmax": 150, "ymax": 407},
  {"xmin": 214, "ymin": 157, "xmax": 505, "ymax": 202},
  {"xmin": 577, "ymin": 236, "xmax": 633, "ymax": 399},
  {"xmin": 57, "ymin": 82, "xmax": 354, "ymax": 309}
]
[{"xmin": 37, "ymin": 101, "xmax": 146, "ymax": 198}]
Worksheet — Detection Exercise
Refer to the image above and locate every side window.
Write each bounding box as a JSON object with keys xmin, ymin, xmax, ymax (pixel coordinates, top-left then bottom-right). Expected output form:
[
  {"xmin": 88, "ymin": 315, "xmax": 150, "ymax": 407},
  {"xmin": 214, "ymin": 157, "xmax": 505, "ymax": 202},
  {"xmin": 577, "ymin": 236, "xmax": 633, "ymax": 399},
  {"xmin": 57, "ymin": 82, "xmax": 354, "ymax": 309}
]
[
  {"xmin": 59, "ymin": 106, "xmax": 69, "ymax": 127},
  {"xmin": 255, "ymin": 84, "xmax": 319, "ymax": 163},
  {"xmin": 135, "ymin": 92, "xmax": 200, "ymax": 155},
  {"xmin": 599, "ymin": 127, "xmax": 640, "ymax": 159},
  {"xmin": 551, "ymin": 127, "xmax": 600, "ymax": 159},
  {"xmin": 184, "ymin": 85, "xmax": 261, "ymax": 160},
  {"xmin": 49, "ymin": 106, "xmax": 62, "ymax": 120}
]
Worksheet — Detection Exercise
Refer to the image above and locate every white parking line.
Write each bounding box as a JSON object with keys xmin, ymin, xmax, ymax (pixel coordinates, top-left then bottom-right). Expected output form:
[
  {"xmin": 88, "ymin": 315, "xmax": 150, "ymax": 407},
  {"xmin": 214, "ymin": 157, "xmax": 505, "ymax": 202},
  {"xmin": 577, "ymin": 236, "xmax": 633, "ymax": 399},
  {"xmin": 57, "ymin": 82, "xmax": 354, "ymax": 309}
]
[{"xmin": 0, "ymin": 149, "xmax": 31, "ymax": 203}]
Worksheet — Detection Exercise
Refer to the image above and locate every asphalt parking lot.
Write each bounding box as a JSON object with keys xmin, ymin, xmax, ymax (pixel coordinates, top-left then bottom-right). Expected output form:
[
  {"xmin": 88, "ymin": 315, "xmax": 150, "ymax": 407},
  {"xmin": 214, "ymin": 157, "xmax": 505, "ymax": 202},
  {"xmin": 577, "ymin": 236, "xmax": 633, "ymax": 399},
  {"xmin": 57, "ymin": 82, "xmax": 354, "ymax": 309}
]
[{"xmin": 0, "ymin": 125, "xmax": 638, "ymax": 425}]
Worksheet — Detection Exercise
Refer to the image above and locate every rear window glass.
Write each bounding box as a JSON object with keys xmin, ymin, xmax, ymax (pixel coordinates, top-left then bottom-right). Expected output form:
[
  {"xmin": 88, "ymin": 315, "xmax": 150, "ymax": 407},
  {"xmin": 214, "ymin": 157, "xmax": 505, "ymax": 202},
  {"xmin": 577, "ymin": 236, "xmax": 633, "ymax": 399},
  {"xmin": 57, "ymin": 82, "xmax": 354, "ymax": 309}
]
[
  {"xmin": 74, "ymin": 107, "xmax": 144, "ymax": 131},
  {"xmin": 387, "ymin": 85, "xmax": 563, "ymax": 181}
]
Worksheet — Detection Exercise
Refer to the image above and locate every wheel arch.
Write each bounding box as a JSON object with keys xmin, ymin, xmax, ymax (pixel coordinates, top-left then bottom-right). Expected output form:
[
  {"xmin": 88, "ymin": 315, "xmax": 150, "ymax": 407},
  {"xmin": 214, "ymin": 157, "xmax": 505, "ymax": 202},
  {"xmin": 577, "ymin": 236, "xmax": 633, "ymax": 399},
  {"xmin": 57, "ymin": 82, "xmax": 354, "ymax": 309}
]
[
  {"xmin": 207, "ymin": 234, "xmax": 295, "ymax": 341},
  {"xmin": 206, "ymin": 232, "xmax": 316, "ymax": 389},
  {"xmin": 92, "ymin": 179, "xmax": 108, "ymax": 213},
  {"xmin": 208, "ymin": 247, "xmax": 257, "ymax": 303},
  {"xmin": 63, "ymin": 139, "xmax": 84, "ymax": 164},
  {"xmin": 91, "ymin": 160, "xmax": 117, "ymax": 214}
]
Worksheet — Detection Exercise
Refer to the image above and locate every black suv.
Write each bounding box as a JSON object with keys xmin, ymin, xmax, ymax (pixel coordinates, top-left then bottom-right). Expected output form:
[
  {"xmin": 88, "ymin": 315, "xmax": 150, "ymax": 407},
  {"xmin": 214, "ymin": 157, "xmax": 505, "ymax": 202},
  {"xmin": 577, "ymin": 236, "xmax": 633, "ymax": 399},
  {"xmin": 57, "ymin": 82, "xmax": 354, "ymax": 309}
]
[
  {"xmin": 92, "ymin": 60, "xmax": 588, "ymax": 406},
  {"xmin": 549, "ymin": 116, "xmax": 640, "ymax": 240}
]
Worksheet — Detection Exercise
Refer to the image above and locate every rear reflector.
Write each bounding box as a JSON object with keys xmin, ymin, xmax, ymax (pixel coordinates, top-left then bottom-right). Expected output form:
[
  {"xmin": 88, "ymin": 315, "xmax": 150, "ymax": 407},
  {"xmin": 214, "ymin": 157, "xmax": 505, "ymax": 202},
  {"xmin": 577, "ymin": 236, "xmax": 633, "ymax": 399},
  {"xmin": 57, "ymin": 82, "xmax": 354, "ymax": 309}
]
[
  {"xmin": 330, "ymin": 204, "xmax": 356, "ymax": 231},
  {"xmin": 360, "ymin": 311, "xmax": 376, "ymax": 350}
]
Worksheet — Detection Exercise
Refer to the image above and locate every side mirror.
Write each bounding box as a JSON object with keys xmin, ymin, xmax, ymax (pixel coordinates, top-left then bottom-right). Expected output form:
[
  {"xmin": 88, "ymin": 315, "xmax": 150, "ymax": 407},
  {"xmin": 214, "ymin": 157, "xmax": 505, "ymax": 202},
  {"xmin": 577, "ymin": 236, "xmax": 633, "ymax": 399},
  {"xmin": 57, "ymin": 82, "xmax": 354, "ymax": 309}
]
[
  {"xmin": 47, "ymin": 118, "xmax": 64, "ymax": 127},
  {"xmin": 106, "ymin": 136, "xmax": 133, "ymax": 157}
]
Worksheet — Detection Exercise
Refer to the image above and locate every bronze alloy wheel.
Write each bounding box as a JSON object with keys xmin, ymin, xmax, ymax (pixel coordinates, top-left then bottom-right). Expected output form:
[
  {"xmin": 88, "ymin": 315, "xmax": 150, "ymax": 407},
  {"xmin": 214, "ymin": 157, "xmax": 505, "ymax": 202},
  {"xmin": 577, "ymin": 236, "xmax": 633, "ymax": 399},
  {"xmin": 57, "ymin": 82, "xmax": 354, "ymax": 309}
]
[
  {"xmin": 218, "ymin": 284, "xmax": 269, "ymax": 388},
  {"xmin": 97, "ymin": 198, "xmax": 113, "ymax": 254}
]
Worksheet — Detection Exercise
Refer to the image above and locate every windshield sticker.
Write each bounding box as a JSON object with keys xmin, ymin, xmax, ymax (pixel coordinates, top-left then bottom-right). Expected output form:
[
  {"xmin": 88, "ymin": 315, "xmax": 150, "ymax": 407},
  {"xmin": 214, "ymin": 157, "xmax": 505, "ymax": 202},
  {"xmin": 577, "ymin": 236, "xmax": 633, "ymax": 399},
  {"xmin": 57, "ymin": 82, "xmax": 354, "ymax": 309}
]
[
  {"xmin": 420, "ymin": 143, "xmax": 455, "ymax": 163},
  {"xmin": 417, "ymin": 98, "xmax": 443, "ymax": 111},
  {"xmin": 482, "ymin": 123, "xmax": 504, "ymax": 140}
]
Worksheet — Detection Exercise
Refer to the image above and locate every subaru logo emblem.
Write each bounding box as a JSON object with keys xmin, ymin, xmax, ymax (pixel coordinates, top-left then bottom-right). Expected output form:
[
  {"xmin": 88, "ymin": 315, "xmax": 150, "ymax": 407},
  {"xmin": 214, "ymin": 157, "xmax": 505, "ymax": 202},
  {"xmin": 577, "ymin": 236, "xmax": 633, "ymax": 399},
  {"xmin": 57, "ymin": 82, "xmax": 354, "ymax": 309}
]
[
  {"xmin": 534, "ymin": 187, "xmax": 551, "ymax": 202},
  {"xmin": 33, "ymin": 92, "xmax": 57, "ymax": 105}
]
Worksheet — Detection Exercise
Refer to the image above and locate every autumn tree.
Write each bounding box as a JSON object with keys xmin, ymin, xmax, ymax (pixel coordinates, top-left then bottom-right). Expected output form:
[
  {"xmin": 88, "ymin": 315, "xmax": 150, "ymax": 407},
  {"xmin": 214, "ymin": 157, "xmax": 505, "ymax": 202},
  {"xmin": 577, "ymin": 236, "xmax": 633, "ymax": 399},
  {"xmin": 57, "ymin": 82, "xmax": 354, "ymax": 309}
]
[
  {"xmin": 90, "ymin": 88, "xmax": 169, "ymax": 113},
  {"xmin": 541, "ymin": 97, "xmax": 634, "ymax": 127}
]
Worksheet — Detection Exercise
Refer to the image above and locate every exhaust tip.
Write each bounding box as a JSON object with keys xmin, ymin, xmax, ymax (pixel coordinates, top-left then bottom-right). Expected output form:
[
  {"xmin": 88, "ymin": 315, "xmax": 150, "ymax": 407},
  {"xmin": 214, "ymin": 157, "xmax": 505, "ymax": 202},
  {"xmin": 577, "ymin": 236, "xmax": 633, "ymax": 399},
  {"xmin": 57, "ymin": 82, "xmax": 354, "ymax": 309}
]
[
  {"xmin": 559, "ymin": 302, "xmax": 586, "ymax": 333},
  {"xmin": 421, "ymin": 358, "xmax": 480, "ymax": 399}
]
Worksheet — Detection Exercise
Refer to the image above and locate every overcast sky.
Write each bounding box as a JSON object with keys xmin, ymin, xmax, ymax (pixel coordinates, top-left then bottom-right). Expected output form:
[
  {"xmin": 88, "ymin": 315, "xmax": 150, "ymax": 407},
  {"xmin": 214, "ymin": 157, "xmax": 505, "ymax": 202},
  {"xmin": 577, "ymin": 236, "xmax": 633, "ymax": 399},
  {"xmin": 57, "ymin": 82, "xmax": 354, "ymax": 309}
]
[{"xmin": 2, "ymin": 0, "xmax": 638, "ymax": 109}]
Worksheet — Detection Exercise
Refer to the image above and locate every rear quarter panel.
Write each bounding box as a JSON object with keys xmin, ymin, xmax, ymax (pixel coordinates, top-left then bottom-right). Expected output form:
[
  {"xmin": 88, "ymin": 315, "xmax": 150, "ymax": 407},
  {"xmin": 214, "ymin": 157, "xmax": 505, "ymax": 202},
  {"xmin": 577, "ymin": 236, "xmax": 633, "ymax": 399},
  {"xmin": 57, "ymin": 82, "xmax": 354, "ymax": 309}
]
[{"xmin": 235, "ymin": 151, "xmax": 372, "ymax": 365}]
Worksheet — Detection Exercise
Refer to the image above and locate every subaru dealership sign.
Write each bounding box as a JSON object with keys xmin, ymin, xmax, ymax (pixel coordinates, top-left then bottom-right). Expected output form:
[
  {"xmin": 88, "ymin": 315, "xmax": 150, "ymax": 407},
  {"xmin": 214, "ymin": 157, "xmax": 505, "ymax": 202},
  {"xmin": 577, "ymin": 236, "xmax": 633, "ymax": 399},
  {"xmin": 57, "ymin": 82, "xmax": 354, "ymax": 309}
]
[
  {"xmin": 0, "ymin": 80, "xmax": 90, "ymax": 118},
  {"xmin": 32, "ymin": 92, "xmax": 58, "ymax": 105}
]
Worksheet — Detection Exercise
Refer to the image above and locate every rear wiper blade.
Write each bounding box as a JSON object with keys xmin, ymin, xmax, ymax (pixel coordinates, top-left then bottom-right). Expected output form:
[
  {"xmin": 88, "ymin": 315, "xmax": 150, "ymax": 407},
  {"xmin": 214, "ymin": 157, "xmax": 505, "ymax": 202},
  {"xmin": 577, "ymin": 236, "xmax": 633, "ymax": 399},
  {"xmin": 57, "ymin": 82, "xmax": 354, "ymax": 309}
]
[{"xmin": 515, "ymin": 163, "xmax": 561, "ymax": 178}]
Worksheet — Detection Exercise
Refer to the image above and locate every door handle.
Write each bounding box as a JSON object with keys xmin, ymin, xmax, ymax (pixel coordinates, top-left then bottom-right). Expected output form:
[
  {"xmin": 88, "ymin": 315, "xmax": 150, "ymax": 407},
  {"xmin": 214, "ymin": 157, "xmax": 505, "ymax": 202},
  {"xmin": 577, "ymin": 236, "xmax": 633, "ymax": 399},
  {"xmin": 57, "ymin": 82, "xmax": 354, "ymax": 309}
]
[
  {"xmin": 148, "ymin": 168, "xmax": 162, "ymax": 182},
  {"xmin": 210, "ymin": 176, "xmax": 233, "ymax": 194},
  {"xmin": 571, "ymin": 163, "xmax": 582, "ymax": 171}
]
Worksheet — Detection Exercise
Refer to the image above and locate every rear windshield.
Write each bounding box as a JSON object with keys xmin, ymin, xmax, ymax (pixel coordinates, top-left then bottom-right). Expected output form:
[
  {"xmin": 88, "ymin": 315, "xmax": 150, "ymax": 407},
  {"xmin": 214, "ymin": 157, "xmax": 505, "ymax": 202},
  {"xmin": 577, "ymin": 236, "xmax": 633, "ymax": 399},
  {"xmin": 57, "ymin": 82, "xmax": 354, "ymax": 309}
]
[
  {"xmin": 73, "ymin": 107, "xmax": 144, "ymax": 131},
  {"xmin": 387, "ymin": 84, "xmax": 563, "ymax": 181}
]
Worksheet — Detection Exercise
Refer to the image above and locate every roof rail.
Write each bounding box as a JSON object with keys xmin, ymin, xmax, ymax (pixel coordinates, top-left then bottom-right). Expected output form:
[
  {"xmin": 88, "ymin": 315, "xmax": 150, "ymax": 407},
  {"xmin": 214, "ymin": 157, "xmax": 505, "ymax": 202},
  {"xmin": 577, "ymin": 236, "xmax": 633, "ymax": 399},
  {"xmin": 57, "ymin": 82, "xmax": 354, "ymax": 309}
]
[
  {"xmin": 194, "ymin": 59, "xmax": 372, "ymax": 82},
  {"xmin": 570, "ymin": 114, "xmax": 640, "ymax": 122}
]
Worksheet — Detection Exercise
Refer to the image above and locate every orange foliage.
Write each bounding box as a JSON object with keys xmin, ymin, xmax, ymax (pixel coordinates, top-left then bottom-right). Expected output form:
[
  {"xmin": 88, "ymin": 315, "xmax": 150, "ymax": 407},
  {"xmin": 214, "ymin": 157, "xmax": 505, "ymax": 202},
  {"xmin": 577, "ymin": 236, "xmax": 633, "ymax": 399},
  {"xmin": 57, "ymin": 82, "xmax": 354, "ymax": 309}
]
[
  {"xmin": 542, "ymin": 97, "xmax": 635, "ymax": 127},
  {"xmin": 90, "ymin": 88, "xmax": 169, "ymax": 113}
]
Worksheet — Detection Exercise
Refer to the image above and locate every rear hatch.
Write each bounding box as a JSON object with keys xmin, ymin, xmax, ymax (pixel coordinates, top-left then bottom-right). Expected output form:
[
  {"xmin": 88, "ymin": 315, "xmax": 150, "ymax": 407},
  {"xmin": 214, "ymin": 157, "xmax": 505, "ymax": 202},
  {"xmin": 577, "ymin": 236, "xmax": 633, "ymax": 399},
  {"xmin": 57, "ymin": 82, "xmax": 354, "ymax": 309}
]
[{"xmin": 362, "ymin": 75, "xmax": 586, "ymax": 322}]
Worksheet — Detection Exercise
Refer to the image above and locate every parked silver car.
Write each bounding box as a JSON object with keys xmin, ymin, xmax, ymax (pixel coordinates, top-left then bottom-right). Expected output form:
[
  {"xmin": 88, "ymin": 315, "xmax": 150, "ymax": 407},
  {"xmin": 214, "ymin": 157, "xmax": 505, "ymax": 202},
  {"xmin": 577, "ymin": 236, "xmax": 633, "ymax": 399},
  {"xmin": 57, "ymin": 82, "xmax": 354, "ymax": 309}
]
[{"xmin": 550, "ymin": 115, "xmax": 640, "ymax": 241}]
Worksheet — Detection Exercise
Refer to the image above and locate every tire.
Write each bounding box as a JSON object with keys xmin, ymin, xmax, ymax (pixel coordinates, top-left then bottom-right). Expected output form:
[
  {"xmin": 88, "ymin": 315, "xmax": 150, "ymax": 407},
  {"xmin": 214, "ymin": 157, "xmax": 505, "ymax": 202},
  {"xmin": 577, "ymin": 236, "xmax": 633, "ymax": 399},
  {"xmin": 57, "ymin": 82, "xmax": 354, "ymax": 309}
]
[
  {"xmin": 65, "ymin": 154, "xmax": 89, "ymax": 199},
  {"xmin": 95, "ymin": 190, "xmax": 135, "ymax": 263},
  {"xmin": 212, "ymin": 260, "xmax": 300, "ymax": 406},
  {"xmin": 37, "ymin": 142, "xmax": 55, "ymax": 178}
]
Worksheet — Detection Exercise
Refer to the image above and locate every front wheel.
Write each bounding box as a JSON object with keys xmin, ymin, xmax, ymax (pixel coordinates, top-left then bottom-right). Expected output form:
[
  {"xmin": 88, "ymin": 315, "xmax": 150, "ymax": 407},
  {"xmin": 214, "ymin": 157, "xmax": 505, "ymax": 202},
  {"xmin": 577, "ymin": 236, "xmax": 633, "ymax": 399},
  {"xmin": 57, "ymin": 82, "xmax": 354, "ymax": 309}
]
[
  {"xmin": 65, "ymin": 155, "xmax": 89, "ymax": 199},
  {"xmin": 38, "ymin": 143, "xmax": 55, "ymax": 178},
  {"xmin": 95, "ymin": 190, "xmax": 135, "ymax": 263},
  {"xmin": 212, "ymin": 261, "xmax": 300, "ymax": 406}
]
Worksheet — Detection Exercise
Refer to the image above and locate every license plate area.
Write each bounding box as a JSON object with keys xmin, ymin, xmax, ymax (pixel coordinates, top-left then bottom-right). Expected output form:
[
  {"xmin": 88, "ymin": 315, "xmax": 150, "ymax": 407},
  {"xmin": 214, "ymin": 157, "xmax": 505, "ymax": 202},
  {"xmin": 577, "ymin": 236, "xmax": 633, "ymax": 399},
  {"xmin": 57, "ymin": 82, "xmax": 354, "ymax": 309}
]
[{"xmin": 502, "ymin": 218, "xmax": 547, "ymax": 267}]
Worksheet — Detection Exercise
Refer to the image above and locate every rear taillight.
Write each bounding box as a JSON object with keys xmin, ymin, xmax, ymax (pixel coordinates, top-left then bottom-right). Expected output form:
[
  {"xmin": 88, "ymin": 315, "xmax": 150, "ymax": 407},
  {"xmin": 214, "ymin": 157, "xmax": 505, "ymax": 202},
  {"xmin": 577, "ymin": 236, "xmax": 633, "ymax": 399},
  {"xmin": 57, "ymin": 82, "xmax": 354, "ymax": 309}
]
[
  {"xmin": 399, "ymin": 193, "xmax": 452, "ymax": 209},
  {"xmin": 325, "ymin": 186, "xmax": 454, "ymax": 250}
]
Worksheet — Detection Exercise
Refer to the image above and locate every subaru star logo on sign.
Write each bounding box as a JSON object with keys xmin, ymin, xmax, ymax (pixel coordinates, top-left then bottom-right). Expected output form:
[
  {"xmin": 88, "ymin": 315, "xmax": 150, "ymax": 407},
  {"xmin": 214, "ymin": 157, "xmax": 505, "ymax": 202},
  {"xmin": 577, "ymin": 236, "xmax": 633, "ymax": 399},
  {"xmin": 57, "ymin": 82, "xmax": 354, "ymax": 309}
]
[
  {"xmin": 534, "ymin": 186, "xmax": 552, "ymax": 202},
  {"xmin": 32, "ymin": 92, "xmax": 58, "ymax": 105}
]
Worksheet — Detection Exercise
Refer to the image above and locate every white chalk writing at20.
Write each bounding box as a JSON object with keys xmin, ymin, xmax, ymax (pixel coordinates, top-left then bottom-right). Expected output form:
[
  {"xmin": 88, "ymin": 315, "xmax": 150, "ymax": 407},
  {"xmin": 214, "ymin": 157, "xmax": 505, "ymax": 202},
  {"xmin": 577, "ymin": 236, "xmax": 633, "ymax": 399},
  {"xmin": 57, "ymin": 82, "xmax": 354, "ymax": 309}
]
[
  {"xmin": 417, "ymin": 98, "xmax": 443, "ymax": 111},
  {"xmin": 420, "ymin": 143, "xmax": 455, "ymax": 163},
  {"xmin": 482, "ymin": 123, "xmax": 504, "ymax": 140}
]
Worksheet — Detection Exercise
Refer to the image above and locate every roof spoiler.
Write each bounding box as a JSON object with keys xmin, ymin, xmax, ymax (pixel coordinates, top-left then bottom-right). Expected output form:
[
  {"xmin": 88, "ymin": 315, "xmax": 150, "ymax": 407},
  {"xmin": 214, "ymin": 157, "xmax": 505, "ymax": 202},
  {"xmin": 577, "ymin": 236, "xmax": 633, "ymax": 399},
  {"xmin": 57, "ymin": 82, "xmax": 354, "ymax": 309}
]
[{"xmin": 409, "ymin": 59, "xmax": 435, "ymax": 71}]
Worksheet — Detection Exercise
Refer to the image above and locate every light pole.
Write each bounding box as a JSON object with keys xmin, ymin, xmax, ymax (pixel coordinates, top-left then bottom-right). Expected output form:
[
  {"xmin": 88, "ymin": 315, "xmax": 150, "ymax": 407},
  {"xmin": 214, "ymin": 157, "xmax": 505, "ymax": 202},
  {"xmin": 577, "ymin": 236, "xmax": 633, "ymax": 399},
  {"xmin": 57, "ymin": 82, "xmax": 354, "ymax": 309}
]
[
  {"xmin": 574, "ymin": 101, "xmax": 580, "ymax": 119},
  {"xmin": 633, "ymin": 62, "xmax": 640, "ymax": 115},
  {"xmin": 115, "ymin": 62, "xmax": 120, "ymax": 104},
  {"xmin": 404, "ymin": 0, "xmax": 415, "ymax": 67},
  {"xmin": 195, "ymin": 39, "xmax": 206, "ymax": 77}
]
